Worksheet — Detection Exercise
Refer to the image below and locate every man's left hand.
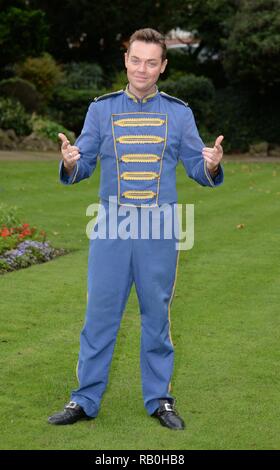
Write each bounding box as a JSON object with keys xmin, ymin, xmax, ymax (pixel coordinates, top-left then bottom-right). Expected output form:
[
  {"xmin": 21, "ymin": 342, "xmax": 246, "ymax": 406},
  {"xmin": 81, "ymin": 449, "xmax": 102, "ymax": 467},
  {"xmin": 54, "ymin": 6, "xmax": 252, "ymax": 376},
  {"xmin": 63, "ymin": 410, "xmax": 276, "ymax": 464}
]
[{"xmin": 202, "ymin": 135, "xmax": 224, "ymax": 174}]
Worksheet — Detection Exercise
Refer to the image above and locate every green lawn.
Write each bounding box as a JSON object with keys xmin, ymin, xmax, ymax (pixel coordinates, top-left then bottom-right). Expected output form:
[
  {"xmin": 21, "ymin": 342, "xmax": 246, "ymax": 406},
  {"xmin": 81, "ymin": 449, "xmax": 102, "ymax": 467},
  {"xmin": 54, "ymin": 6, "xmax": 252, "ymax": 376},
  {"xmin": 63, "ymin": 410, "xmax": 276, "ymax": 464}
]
[{"xmin": 0, "ymin": 158, "xmax": 279, "ymax": 450}]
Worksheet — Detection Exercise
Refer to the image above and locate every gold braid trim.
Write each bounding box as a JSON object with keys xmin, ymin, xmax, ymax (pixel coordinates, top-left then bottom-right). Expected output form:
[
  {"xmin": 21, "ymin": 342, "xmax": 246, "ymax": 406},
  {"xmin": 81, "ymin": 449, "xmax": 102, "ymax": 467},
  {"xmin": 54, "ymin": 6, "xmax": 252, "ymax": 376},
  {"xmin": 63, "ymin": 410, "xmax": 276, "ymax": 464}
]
[
  {"xmin": 121, "ymin": 154, "xmax": 160, "ymax": 163},
  {"xmin": 122, "ymin": 190, "xmax": 156, "ymax": 200},
  {"xmin": 120, "ymin": 171, "xmax": 159, "ymax": 181},
  {"xmin": 116, "ymin": 135, "xmax": 165, "ymax": 144},
  {"xmin": 114, "ymin": 118, "xmax": 165, "ymax": 127}
]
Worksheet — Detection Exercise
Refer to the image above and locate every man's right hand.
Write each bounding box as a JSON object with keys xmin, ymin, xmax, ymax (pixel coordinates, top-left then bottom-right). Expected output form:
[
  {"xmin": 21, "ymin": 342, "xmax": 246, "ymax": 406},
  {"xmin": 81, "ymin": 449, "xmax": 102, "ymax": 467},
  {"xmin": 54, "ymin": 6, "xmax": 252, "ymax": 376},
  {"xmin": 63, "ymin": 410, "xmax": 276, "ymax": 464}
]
[{"xmin": 58, "ymin": 133, "xmax": 80, "ymax": 176}]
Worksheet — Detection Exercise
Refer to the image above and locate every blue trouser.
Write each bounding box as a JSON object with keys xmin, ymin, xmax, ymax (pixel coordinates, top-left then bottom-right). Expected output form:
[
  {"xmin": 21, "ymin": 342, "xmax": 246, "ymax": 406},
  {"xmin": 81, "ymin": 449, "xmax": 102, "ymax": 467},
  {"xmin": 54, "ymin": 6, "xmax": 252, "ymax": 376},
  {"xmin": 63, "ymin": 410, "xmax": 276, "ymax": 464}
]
[{"xmin": 71, "ymin": 201, "xmax": 179, "ymax": 417}]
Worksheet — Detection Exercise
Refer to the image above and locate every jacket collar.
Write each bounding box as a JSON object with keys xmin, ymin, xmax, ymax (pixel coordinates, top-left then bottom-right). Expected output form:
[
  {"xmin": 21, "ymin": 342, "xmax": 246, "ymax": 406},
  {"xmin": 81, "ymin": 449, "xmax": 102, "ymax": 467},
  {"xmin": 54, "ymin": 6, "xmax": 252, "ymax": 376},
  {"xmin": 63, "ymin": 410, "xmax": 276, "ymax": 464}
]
[{"xmin": 124, "ymin": 84, "xmax": 158, "ymax": 103}]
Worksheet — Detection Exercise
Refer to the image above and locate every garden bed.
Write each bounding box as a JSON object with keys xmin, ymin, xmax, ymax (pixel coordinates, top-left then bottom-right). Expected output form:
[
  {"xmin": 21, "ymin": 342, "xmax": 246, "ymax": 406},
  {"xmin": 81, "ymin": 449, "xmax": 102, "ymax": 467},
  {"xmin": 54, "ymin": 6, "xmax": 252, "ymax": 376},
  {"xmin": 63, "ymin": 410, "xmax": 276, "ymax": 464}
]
[{"xmin": 0, "ymin": 204, "xmax": 69, "ymax": 275}]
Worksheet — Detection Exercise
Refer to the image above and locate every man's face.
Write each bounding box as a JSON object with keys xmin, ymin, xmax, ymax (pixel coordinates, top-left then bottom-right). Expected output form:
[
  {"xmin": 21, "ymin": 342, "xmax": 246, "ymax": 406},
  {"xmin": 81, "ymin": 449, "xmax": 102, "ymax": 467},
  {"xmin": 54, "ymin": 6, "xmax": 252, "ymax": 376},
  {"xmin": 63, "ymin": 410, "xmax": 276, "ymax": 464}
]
[{"xmin": 124, "ymin": 40, "xmax": 167, "ymax": 95}]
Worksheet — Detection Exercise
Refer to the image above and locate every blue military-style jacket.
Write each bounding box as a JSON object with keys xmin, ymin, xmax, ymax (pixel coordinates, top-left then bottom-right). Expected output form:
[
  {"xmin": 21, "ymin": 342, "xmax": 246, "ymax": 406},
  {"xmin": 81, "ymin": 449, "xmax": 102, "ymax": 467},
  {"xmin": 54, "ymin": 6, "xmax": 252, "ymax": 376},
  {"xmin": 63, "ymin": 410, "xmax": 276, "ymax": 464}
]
[{"xmin": 59, "ymin": 85, "xmax": 224, "ymax": 206}]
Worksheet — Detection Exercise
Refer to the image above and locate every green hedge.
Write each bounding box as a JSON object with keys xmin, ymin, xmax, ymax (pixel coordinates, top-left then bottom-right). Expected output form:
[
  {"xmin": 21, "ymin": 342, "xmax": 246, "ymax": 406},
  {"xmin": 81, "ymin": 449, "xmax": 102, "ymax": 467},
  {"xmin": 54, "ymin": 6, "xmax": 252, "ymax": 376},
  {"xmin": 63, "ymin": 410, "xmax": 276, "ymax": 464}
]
[
  {"xmin": 31, "ymin": 115, "xmax": 75, "ymax": 143},
  {"xmin": 61, "ymin": 62, "xmax": 104, "ymax": 89},
  {"xmin": 159, "ymin": 74, "xmax": 215, "ymax": 126},
  {"xmin": 0, "ymin": 77, "xmax": 42, "ymax": 112},
  {"xmin": 213, "ymin": 87, "xmax": 280, "ymax": 152},
  {"xmin": 50, "ymin": 86, "xmax": 106, "ymax": 134},
  {"xmin": 0, "ymin": 97, "xmax": 32, "ymax": 136},
  {"xmin": 159, "ymin": 75, "xmax": 279, "ymax": 152}
]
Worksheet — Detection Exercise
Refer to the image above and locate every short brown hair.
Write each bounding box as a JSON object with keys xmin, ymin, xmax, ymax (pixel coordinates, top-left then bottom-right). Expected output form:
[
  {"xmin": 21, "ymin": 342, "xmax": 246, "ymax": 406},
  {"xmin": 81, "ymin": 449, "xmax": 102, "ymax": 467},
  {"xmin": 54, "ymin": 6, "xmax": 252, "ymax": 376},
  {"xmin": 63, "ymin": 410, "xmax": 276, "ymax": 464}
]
[{"xmin": 127, "ymin": 28, "xmax": 167, "ymax": 62}]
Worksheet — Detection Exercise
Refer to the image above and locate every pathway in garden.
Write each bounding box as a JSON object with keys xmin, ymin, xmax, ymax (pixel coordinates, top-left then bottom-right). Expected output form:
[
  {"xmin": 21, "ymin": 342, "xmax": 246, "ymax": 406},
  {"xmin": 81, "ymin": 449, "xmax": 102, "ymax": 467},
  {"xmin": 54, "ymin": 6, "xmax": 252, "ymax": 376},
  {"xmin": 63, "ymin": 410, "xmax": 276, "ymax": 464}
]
[
  {"xmin": 0, "ymin": 150, "xmax": 280, "ymax": 163},
  {"xmin": 0, "ymin": 150, "xmax": 60, "ymax": 161}
]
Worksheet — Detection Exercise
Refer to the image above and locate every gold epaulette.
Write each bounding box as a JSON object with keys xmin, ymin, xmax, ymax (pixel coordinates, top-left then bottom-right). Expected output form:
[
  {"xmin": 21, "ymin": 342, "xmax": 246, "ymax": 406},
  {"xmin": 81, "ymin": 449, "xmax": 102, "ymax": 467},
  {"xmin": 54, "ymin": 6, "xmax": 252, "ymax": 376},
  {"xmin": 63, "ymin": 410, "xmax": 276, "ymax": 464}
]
[
  {"xmin": 94, "ymin": 90, "xmax": 124, "ymax": 102},
  {"xmin": 160, "ymin": 91, "xmax": 188, "ymax": 107}
]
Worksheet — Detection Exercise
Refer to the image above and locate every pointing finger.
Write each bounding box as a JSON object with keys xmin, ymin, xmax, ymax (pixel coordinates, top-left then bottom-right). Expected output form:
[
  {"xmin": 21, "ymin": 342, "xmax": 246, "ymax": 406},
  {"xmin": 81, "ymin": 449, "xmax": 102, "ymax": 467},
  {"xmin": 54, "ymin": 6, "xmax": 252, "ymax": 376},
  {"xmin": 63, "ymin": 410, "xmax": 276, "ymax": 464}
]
[
  {"xmin": 215, "ymin": 135, "xmax": 224, "ymax": 147},
  {"xmin": 58, "ymin": 133, "xmax": 70, "ymax": 150},
  {"xmin": 58, "ymin": 133, "xmax": 69, "ymax": 144}
]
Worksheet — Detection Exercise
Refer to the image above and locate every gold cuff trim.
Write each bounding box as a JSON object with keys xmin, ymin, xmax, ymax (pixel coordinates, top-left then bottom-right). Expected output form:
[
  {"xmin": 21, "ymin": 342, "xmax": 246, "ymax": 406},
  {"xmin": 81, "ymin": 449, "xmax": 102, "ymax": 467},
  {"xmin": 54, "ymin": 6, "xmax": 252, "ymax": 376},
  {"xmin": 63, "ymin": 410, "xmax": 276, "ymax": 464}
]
[
  {"xmin": 72, "ymin": 162, "xmax": 79, "ymax": 183},
  {"xmin": 121, "ymin": 154, "xmax": 160, "ymax": 163},
  {"xmin": 204, "ymin": 160, "xmax": 215, "ymax": 187},
  {"xmin": 116, "ymin": 135, "xmax": 165, "ymax": 144},
  {"xmin": 122, "ymin": 190, "xmax": 156, "ymax": 200},
  {"xmin": 120, "ymin": 171, "xmax": 159, "ymax": 181},
  {"xmin": 114, "ymin": 118, "xmax": 165, "ymax": 127}
]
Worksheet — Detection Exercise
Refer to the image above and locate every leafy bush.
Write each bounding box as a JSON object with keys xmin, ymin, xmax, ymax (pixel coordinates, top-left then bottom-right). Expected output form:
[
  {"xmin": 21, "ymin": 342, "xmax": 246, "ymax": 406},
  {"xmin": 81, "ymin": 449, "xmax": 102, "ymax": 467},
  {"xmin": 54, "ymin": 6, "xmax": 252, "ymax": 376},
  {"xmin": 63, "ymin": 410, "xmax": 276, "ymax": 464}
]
[
  {"xmin": 159, "ymin": 74, "xmax": 215, "ymax": 126},
  {"xmin": 50, "ymin": 86, "xmax": 105, "ymax": 134},
  {"xmin": 15, "ymin": 53, "xmax": 64, "ymax": 102},
  {"xmin": 110, "ymin": 71, "xmax": 127, "ymax": 92},
  {"xmin": 0, "ymin": 77, "xmax": 42, "ymax": 112},
  {"xmin": 61, "ymin": 62, "xmax": 104, "ymax": 89},
  {"xmin": 164, "ymin": 49, "xmax": 200, "ymax": 80},
  {"xmin": 0, "ymin": 97, "xmax": 32, "ymax": 136},
  {"xmin": 31, "ymin": 115, "xmax": 75, "ymax": 143}
]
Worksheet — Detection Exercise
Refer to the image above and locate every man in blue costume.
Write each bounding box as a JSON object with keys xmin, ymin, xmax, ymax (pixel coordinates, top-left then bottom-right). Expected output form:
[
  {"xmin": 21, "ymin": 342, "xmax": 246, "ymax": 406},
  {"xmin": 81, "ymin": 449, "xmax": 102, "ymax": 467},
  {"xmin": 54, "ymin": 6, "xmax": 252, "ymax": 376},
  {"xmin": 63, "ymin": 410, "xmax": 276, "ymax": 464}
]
[{"xmin": 48, "ymin": 28, "xmax": 224, "ymax": 430}]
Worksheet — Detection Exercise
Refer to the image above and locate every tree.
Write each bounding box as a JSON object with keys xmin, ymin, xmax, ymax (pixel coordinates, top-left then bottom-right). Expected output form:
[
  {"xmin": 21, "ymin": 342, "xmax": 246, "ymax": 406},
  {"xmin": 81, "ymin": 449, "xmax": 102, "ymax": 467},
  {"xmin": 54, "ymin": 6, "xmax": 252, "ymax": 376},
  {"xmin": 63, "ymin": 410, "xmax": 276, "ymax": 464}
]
[
  {"xmin": 28, "ymin": 0, "xmax": 197, "ymax": 71},
  {"xmin": 161, "ymin": 0, "xmax": 238, "ymax": 59},
  {"xmin": 0, "ymin": 4, "xmax": 49, "ymax": 68},
  {"xmin": 223, "ymin": 0, "xmax": 280, "ymax": 92}
]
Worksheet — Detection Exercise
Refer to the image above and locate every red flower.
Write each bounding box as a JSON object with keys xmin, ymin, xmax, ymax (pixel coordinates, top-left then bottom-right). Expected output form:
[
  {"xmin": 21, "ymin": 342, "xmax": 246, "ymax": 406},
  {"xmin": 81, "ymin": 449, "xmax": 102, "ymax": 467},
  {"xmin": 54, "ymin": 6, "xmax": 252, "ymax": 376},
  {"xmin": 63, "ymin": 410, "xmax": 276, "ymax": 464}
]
[
  {"xmin": 0, "ymin": 220, "xmax": 45, "ymax": 241},
  {"xmin": 1, "ymin": 227, "xmax": 10, "ymax": 237}
]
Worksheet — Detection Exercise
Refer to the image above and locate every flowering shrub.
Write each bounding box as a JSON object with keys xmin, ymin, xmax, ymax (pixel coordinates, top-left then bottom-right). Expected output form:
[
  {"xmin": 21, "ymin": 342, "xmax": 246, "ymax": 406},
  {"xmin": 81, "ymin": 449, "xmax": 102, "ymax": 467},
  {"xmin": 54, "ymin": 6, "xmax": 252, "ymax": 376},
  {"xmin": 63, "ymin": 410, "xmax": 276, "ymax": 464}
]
[
  {"xmin": 0, "ymin": 204, "xmax": 68, "ymax": 274},
  {"xmin": 0, "ymin": 240, "xmax": 67, "ymax": 274},
  {"xmin": 0, "ymin": 222, "xmax": 46, "ymax": 255}
]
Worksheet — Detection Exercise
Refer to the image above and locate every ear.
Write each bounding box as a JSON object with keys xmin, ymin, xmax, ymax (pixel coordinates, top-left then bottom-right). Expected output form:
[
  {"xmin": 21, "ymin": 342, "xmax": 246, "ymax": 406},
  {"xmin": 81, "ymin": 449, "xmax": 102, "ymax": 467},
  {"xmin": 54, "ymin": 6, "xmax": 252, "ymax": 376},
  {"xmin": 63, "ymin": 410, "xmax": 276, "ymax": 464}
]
[
  {"xmin": 160, "ymin": 59, "xmax": 168, "ymax": 74},
  {"xmin": 124, "ymin": 52, "xmax": 128, "ymax": 68}
]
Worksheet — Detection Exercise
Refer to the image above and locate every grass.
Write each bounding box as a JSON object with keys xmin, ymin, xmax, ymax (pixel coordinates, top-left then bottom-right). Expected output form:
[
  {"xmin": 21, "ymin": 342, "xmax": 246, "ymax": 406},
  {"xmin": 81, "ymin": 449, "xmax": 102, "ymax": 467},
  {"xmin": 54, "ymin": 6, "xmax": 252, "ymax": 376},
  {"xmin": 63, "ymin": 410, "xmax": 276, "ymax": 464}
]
[{"xmin": 0, "ymin": 158, "xmax": 279, "ymax": 450}]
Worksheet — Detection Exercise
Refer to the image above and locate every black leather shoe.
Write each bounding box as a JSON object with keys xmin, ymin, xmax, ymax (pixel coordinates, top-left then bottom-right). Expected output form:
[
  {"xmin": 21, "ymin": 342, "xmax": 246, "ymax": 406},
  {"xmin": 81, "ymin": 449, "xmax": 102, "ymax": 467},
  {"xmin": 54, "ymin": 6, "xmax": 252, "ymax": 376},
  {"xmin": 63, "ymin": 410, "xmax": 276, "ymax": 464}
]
[
  {"xmin": 48, "ymin": 401, "xmax": 91, "ymax": 425},
  {"xmin": 152, "ymin": 399, "xmax": 185, "ymax": 430}
]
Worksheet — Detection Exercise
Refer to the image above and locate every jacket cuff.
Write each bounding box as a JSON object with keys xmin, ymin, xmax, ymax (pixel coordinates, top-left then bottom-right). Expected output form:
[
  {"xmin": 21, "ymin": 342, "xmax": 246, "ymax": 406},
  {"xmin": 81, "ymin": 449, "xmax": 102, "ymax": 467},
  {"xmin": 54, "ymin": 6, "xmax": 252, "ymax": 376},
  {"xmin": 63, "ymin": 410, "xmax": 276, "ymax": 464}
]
[
  {"xmin": 59, "ymin": 160, "xmax": 79, "ymax": 185},
  {"xmin": 204, "ymin": 161, "xmax": 224, "ymax": 187}
]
